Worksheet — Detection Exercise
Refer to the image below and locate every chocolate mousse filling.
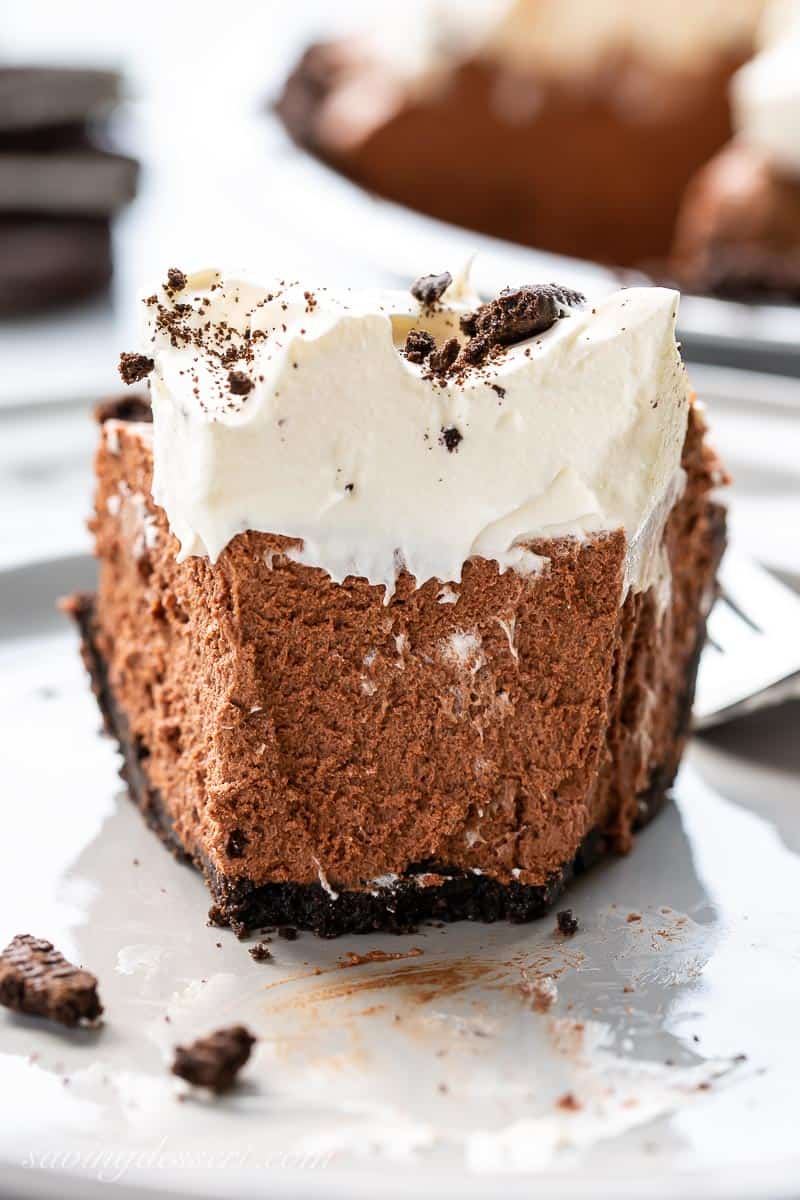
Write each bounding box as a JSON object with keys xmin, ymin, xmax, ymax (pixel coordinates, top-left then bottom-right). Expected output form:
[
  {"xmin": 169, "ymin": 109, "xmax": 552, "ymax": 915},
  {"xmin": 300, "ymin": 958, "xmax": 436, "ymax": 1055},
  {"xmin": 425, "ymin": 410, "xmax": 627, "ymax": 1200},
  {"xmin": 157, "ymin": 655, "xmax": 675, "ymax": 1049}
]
[{"xmin": 66, "ymin": 396, "xmax": 725, "ymax": 937}]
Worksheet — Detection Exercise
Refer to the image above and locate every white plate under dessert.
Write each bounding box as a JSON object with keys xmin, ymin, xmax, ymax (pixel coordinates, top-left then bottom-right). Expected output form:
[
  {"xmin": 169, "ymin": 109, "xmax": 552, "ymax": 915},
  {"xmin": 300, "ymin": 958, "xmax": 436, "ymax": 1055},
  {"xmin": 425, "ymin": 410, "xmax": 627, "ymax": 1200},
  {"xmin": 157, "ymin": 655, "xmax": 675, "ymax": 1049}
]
[
  {"xmin": 1, "ymin": 554, "xmax": 799, "ymax": 1200},
  {"xmin": 261, "ymin": 129, "xmax": 800, "ymax": 377}
]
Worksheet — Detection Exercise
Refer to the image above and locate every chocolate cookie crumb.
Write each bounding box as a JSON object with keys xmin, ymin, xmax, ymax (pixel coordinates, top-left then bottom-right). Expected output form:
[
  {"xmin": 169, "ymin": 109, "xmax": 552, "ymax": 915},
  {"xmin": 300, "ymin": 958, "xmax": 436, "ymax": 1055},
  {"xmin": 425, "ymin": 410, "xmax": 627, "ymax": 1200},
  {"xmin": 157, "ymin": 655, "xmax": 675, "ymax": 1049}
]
[
  {"xmin": 278, "ymin": 926, "xmax": 298, "ymax": 941},
  {"xmin": 165, "ymin": 267, "xmax": 187, "ymax": 294},
  {"xmin": 118, "ymin": 352, "xmax": 154, "ymax": 386},
  {"xmin": 171, "ymin": 1025, "xmax": 256, "ymax": 1093},
  {"xmin": 460, "ymin": 333, "xmax": 490, "ymax": 365},
  {"xmin": 404, "ymin": 328, "xmax": 436, "ymax": 363},
  {"xmin": 557, "ymin": 1091, "xmax": 581, "ymax": 1111},
  {"xmin": 248, "ymin": 943, "xmax": 273, "ymax": 963},
  {"xmin": 462, "ymin": 283, "xmax": 584, "ymax": 348},
  {"xmin": 228, "ymin": 370, "xmax": 254, "ymax": 395},
  {"xmin": 440, "ymin": 426, "xmax": 463, "ymax": 453},
  {"xmin": 410, "ymin": 271, "xmax": 452, "ymax": 306},
  {"xmin": 429, "ymin": 337, "xmax": 460, "ymax": 376},
  {"xmin": 490, "ymin": 383, "xmax": 506, "ymax": 398},
  {"xmin": 0, "ymin": 934, "xmax": 103, "ymax": 1028},
  {"xmin": 556, "ymin": 909, "xmax": 579, "ymax": 937}
]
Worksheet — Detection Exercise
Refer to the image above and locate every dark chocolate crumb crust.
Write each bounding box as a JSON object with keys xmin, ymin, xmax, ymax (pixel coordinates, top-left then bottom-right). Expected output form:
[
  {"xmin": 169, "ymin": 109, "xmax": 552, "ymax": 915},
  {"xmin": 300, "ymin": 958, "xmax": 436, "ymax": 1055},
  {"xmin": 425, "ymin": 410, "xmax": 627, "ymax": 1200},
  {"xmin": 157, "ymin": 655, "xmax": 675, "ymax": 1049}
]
[
  {"xmin": 172, "ymin": 1024, "xmax": 255, "ymax": 1092},
  {"xmin": 62, "ymin": 589, "xmax": 724, "ymax": 938},
  {"xmin": 0, "ymin": 934, "xmax": 103, "ymax": 1027}
]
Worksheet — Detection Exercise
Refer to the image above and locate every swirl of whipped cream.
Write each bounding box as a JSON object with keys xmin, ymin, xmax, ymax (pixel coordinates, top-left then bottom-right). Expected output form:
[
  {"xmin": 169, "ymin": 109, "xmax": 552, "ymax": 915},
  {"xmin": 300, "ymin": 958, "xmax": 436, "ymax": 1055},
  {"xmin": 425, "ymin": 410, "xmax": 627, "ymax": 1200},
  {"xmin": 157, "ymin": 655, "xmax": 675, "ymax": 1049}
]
[{"xmin": 732, "ymin": 3, "xmax": 800, "ymax": 177}]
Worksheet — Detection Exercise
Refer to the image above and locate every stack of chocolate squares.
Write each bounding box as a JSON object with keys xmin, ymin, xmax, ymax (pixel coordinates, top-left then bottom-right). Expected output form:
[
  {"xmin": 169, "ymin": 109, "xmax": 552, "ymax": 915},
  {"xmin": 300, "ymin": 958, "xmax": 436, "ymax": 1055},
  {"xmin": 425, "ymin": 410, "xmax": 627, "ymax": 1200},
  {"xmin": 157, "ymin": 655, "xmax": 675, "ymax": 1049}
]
[{"xmin": 0, "ymin": 66, "xmax": 138, "ymax": 315}]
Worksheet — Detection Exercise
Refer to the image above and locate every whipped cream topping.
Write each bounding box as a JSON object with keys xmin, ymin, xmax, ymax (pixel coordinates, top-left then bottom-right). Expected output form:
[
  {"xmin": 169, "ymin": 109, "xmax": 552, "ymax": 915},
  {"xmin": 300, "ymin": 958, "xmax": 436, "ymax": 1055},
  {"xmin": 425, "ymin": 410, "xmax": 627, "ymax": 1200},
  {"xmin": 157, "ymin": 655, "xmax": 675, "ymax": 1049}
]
[
  {"xmin": 476, "ymin": 0, "xmax": 767, "ymax": 73},
  {"xmin": 319, "ymin": 0, "xmax": 767, "ymax": 150},
  {"xmin": 758, "ymin": 0, "xmax": 800, "ymax": 45},
  {"xmin": 732, "ymin": 1, "xmax": 800, "ymax": 177},
  {"xmin": 364, "ymin": 0, "xmax": 766, "ymax": 80},
  {"xmin": 139, "ymin": 270, "xmax": 689, "ymax": 599}
]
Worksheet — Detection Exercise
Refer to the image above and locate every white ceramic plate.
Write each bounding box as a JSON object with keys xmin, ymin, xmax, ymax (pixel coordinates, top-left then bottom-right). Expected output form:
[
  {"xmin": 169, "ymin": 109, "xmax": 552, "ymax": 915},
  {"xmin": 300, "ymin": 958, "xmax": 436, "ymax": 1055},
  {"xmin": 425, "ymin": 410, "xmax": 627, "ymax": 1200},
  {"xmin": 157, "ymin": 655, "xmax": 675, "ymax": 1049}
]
[
  {"xmin": 262, "ymin": 132, "xmax": 800, "ymax": 376},
  {"xmin": 1, "ymin": 556, "xmax": 799, "ymax": 1200}
]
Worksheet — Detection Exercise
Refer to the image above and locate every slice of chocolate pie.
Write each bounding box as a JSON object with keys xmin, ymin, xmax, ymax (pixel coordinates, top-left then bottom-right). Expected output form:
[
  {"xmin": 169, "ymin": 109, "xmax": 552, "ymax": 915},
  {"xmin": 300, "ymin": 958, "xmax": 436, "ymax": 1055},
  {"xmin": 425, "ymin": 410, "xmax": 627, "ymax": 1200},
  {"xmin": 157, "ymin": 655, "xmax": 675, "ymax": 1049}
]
[
  {"xmin": 276, "ymin": 0, "xmax": 766, "ymax": 268},
  {"xmin": 68, "ymin": 268, "xmax": 726, "ymax": 936}
]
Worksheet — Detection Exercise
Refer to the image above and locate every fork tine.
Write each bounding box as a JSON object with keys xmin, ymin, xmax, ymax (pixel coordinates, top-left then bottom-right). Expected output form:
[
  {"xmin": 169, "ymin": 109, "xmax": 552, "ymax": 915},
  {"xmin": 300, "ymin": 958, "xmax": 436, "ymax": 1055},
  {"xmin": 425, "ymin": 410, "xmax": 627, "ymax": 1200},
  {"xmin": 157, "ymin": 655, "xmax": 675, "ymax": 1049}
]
[
  {"xmin": 694, "ymin": 549, "xmax": 800, "ymax": 727},
  {"xmin": 719, "ymin": 589, "xmax": 762, "ymax": 634}
]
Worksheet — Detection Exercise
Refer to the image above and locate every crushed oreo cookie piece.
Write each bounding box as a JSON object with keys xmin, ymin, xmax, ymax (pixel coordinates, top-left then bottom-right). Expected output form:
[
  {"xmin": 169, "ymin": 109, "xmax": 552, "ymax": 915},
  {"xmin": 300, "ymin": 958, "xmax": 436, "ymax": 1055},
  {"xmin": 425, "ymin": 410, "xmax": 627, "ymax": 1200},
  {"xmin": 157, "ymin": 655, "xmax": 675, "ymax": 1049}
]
[
  {"xmin": 461, "ymin": 283, "xmax": 585, "ymax": 349},
  {"xmin": 410, "ymin": 271, "xmax": 452, "ymax": 307},
  {"xmin": 556, "ymin": 909, "xmax": 579, "ymax": 937},
  {"xmin": 440, "ymin": 426, "xmax": 463, "ymax": 453},
  {"xmin": 249, "ymin": 942, "xmax": 273, "ymax": 962},
  {"xmin": 460, "ymin": 333, "xmax": 490, "ymax": 365},
  {"xmin": 428, "ymin": 337, "xmax": 460, "ymax": 376},
  {"xmin": 118, "ymin": 351, "xmax": 154, "ymax": 386},
  {"xmin": 228, "ymin": 370, "xmax": 254, "ymax": 396},
  {"xmin": 165, "ymin": 267, "xmax": 187, "ymax": 293},
  {"xmin": 278, "ymin": 926, "xmax": 298, "ymax": 941},
  {"xmin": 171, "ymin": 1025, "xmax": 256, "ymax": 1093},
  {"xmin": 404, "ymin": 328, "xmax": 436, "ymax": 364},
  {"xmin": 0, "ymin": 934, "xmax": 103, "ymax": 1027}
]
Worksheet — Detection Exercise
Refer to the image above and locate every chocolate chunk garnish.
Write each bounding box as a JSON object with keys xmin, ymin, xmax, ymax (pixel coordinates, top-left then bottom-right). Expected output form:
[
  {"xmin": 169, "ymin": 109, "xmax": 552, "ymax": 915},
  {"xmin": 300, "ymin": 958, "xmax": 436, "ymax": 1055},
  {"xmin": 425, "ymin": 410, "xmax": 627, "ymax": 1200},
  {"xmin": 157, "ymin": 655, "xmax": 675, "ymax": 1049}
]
[
  {"xmin": 428, "ymin": 337, "xmax": 460, "ymax": 376},
  {"xmin": 556, "ymin": 909, "xmax": 579, "ymax": 937},
  {"xmin": 118, "ymin": 351, "xmax": 154, "ymax": 386},
  {"xmin": 410, "ymin": 271, "xmax": 452, "ymax": 307},
  {"xmin": 278, "ymin": 926, "xmax": 298, "ymax": 941},
  {"xmin": 440, "ymin": 426, "xmax": 463, "ymax": 453},
  {"xmin": 461, "ymin": 283, "xmax": 585, "ymax": 348},
  {"xmin": 249, "ymin": 942, "xmax": 272, "ymax": 962},
  {"xmin": 0, "ymin": 934, "xmax": 103, "ymax": 1028},
  {"xmin": 228, "ymin": 370, "xmax": 254, "ymax": 395},
  {"xmin": 165, "ymin": 267, "xmax": 187, "ymax": 293},
  {"xmin": 171, "ymin": 1025, "xmax": 256, "ymax": 1093},
  {"xmin": 404, "ymin": 328, "xmax": 436, "ymax": 364}
]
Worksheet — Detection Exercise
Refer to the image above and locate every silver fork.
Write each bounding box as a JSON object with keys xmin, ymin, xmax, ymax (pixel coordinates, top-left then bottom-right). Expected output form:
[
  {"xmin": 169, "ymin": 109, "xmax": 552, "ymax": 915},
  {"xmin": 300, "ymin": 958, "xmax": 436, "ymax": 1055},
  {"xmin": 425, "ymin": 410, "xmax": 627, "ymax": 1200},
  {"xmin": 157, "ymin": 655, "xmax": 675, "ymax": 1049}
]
[{"xmin": 693, "ymin": 548, "xmax": 800, "ymax": 729}]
